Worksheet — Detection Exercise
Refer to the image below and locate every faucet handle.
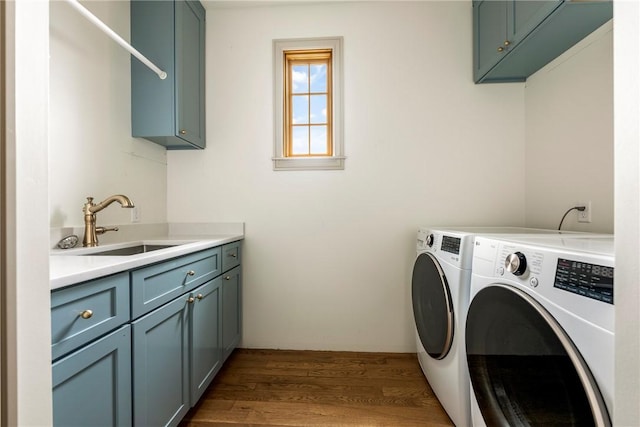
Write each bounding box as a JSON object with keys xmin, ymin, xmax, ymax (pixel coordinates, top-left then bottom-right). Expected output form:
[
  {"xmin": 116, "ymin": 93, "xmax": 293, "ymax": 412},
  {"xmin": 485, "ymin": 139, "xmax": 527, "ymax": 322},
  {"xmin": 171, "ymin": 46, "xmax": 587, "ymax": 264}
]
[
  {"xmin": 83, "ymin": 197, "xmax": 94, "ymax": 211},
  {"xmin": 96, "ymin": 226, "xmax": 119, "ymax": 235}
]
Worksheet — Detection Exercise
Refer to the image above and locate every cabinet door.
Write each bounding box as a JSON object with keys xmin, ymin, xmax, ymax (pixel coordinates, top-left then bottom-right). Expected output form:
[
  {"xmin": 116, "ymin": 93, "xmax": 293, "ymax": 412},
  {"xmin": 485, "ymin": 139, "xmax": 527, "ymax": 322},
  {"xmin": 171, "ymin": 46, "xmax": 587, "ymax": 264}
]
[
  {"xmin": 131, "ymin": 0, "xmax": 176, "ymax": 142},
  {"xmin": 222, "ymin": 266, "xmax": 242, "ymax": 361},
  {"xmin": 473, "ymin": 0, "xmax": 509, "ymax": 82},
  {"xmin": 190, "ymin": 277, "xmax": 222, "ymax": 404},
  {"xmin": 133, "ymin": 297, "xmax": 190, "ymax": 427},
  {"xmin": 509, "ymin": 1, "xmax": 562, "ymax": 44},
  {"xmin": 52, "ymin": 326, "xmax": 132, "ymax": 427},
  {"xmin": 175, "ymin": 0, "xmax": 206, "ymax": 147},
  {"xmin": 131, "ymin": 0, "xmax": 206, "ymax": 149}
]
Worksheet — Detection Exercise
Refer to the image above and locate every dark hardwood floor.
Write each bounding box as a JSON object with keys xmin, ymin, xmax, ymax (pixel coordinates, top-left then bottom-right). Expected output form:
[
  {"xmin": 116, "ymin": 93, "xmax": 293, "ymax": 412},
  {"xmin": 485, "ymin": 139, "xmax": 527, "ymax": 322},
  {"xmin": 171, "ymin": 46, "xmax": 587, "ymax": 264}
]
[{"xmin": 180, "ymin": 349, "xmax": 454, "ymax": 427}]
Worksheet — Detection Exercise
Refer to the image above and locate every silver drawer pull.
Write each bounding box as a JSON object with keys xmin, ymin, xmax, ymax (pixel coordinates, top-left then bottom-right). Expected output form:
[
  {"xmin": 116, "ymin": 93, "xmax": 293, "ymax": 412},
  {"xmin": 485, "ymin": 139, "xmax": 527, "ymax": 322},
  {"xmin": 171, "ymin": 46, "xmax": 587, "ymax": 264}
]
[
  {"xmin": 196, "ymin": 294, "xmax": 204, "ymax": 300},
  {"xmin": 80, "ymin": 310, "xmax": 93, "ymax": 319},
  {"xmin": 187, "ymin": 296, "xmax": 195, "ymax": 304},
  {"xmin": 229, "ymin": 253, "xmax": 237, "ymax": 258},
  {"xmin": 187, "ymin": 270, "xmax": 195, "ymax": 276},
  {"xmin": 224, "ymin": 276, "xmax": 231, "ymax": 281}
]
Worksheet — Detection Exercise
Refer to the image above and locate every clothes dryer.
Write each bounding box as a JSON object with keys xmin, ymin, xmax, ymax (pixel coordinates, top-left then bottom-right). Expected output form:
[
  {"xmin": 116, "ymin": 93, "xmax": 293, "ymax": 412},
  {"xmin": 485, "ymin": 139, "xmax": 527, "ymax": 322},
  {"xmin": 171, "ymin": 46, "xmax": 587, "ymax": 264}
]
[
  {"xmin": 466, "ymin": 235, "xmax": 614, "ymax": 426},
  {"xmin": 411, "ymin": 227, "xmax": 588, "ymax": 427}
]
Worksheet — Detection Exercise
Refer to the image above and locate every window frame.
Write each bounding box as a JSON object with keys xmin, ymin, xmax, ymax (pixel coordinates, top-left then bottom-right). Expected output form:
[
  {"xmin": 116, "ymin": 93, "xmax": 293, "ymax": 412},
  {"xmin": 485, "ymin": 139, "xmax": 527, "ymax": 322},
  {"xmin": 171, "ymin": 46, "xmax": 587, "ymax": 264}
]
[{"xmin": 273, "ymin": 37, "xmax": 344, "ymax": 171}]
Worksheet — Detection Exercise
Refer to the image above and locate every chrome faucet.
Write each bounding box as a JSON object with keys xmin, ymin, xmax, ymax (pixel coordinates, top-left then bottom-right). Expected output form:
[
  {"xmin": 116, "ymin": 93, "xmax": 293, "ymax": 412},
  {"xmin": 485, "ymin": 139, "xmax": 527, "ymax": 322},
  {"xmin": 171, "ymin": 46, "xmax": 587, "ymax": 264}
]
[{"xmin": 82, "ymin": 195, "xmax": 135, "ymax": 247}]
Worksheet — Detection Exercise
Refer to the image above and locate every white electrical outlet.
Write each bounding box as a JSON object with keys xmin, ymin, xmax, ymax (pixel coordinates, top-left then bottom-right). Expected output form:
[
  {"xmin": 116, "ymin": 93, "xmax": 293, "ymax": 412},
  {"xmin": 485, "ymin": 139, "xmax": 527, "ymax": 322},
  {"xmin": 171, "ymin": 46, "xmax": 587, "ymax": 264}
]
[
  {"xmin": 577, "ymin": 201, "xmax": 591, "ymax": 223},
  {"xmin": 131, "ymin": 206, "xmax": 141, "ymax": 223}
]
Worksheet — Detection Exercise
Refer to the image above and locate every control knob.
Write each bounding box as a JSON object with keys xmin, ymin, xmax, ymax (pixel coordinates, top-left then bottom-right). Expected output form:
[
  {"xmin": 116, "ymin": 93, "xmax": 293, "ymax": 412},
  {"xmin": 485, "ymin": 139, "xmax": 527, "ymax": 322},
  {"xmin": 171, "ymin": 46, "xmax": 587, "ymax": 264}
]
[
  {"xmin": 426, "ymin": 234, "xmax": 434, "ymax": 247},
  {"xmin": 505, "ymin": 252, "xmax": 527, "ymax": 276}
]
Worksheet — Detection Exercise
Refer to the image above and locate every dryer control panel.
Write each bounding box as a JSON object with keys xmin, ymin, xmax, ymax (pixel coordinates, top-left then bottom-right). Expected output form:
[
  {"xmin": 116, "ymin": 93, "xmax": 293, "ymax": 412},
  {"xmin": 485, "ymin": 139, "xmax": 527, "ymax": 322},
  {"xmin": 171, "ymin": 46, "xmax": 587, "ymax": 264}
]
[
  {"xmin": 554, "ymin": 259, "xmax": 614, "ymax": 304},
  {"xmin": 441, "ymin": 236, "xmax": 461, "ymax": 254},
  {"xmin": 416, "ymin": 228, "xmax": 476, "ymax": 269}
]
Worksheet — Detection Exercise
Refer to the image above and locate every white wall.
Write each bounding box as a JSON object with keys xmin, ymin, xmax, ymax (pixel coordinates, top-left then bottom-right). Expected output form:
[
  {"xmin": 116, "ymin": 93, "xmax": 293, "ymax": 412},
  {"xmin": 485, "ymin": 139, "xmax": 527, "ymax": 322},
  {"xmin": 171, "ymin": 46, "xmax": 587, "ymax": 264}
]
[
  {"xmin": 168, "ymin": 1, "xmax": 526, "ymax": 352},
  {"xmin": 49, "ymin": 1, "xmax": 167, "ymax": 229},
  {"xmin": 524, "ymin": 22, "xmax": 613, "ymax": 233}
]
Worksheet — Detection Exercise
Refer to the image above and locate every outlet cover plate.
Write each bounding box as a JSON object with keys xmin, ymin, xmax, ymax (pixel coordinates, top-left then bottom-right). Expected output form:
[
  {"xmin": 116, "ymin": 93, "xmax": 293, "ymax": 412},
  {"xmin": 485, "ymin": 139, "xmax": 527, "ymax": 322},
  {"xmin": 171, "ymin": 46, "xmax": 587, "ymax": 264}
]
[{"xmin": 577, "ymin": 201, "xmax": 592, "ymax": 223}]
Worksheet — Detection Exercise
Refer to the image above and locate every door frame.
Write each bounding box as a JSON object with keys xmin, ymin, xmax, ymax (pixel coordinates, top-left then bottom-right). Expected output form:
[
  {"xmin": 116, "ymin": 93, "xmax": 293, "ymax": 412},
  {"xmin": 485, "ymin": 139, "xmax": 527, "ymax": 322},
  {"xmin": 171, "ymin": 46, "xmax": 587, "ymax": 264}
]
[
  {"xmin": 1, "ymin": 2, "xmax": 52, "ymax": 425},
  {"xmin": 1, "ymin": 0, "xmax": 7, "ymax": 422}
]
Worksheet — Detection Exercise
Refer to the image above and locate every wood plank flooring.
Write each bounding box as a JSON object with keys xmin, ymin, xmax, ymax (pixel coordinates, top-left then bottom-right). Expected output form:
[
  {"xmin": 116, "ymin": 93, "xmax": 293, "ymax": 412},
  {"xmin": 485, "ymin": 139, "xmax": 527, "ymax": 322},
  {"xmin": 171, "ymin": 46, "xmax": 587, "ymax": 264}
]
[{"xmin": 180, "ymin": 349, "xmax": 454, "ymax": 427}]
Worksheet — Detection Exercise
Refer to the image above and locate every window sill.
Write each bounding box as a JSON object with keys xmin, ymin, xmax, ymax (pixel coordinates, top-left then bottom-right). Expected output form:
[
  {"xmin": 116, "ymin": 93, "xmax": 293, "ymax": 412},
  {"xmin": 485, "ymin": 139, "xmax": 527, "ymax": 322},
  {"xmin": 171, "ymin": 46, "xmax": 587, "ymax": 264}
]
[{"xmin": 272, "ymin": 156, "xmax": 346, "ymax": 171}]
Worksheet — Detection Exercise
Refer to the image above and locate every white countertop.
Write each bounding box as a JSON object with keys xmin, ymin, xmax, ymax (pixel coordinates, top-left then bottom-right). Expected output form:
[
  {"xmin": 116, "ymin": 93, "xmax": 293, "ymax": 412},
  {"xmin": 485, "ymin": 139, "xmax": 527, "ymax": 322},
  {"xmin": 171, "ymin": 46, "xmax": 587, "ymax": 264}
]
[{"xmin": 50, "ymin": 234, "xmax": 243, "ymax": 290}]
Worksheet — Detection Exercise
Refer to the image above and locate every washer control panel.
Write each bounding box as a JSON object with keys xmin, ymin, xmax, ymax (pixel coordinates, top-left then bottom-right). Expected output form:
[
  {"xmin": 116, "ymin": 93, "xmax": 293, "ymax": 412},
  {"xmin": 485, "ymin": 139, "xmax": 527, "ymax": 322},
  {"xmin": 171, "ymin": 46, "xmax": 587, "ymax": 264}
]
[
  {"xmin": 505, "ymin": 252, "xmax": 527, "ymax": 276},
  {"xmin": 473, "ymin": 236, "xmax": 614, "ymax": 333},
  {"xmin": 554, "ymin": 258, "xmax": 614, "ymax": 304},
  {"xmin": 499, "ymin": 245, "xmax": 544, "ymax": 277}
]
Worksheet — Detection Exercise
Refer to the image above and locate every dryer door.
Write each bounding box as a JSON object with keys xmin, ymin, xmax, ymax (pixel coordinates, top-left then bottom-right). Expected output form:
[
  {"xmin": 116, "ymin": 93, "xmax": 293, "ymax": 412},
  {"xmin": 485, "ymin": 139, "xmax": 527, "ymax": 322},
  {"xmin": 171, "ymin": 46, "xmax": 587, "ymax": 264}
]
[
  {"xmin": 465, "ymin": 285, "xmax": 611, "ymax": 427},
  {"xmin": 411, "ymin": 252, "xmax": 454, "ymax": 360}
]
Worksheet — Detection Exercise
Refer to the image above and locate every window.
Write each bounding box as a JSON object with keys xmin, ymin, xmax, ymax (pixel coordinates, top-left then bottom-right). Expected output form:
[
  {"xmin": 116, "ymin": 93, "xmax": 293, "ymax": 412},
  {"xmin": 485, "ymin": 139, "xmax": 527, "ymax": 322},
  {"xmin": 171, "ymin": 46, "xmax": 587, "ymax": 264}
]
[
  {"xmin": 285, "ymin": 50, "xmax": 332, "ymax": 157},
  {"xmin": 273, "ymin": 37, "xmax": 344, "ymax": 171}
]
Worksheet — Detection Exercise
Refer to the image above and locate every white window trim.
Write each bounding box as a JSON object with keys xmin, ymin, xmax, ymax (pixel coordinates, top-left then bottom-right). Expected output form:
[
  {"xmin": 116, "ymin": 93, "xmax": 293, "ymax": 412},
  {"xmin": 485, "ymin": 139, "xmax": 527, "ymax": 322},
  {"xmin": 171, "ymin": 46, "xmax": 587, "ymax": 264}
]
[{"xmin": 273, "ymin": 37, "xmax": 345, "ymax": 171}]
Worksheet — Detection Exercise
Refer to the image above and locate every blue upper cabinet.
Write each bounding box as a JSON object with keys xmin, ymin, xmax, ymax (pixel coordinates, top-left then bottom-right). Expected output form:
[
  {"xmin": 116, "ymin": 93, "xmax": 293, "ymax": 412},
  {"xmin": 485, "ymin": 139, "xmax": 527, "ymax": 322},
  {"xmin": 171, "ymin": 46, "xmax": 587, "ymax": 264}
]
[
  {"xmin": 131, "ymin": 0, "xmax": 206, "ymax": 149},
  {"xmin": 473, "ymin": 0, "xmax": 612, "ymax": 83}
]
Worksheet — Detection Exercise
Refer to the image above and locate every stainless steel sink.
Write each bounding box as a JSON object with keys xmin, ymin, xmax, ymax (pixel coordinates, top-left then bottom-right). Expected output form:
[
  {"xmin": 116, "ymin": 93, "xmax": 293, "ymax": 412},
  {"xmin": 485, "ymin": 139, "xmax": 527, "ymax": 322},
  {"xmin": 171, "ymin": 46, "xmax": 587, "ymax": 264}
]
[{"xmin": 81, "ymin": 244, "xmax": 177, "ymax": 256}]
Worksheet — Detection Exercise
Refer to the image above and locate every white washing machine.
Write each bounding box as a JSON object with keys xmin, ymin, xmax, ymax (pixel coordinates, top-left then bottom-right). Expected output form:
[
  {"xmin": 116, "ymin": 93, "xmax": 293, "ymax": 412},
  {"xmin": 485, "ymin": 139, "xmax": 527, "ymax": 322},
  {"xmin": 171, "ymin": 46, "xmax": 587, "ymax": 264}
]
[
  {"xmin": 411, "ymin": 227, "xmax": 590, "ymax": 427},
  {"xmin": 466, "ymin": 235, "xmax": 614, "ymax": 426}
]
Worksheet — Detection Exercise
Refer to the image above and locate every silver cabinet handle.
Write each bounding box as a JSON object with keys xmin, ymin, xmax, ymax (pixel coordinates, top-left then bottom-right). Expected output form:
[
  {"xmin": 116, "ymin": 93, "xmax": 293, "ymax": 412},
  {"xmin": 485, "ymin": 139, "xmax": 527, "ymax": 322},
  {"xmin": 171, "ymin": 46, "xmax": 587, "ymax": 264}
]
[
  {"xmin": 187, "ymin": 270, "xmax": 195, "ymax": 276},
  {"xmin": 229, "ymin": 253, "xmax": 237, "ymax": 258},
  {"xmin": 180, "ymin": 129, "xmax": 187, "ymax": 135},
  {"xmin": 224, "ymin": 276, "xmax": 231, "ymax": 281},
  {"xmin": 196, "ymin": 294, "xmax": 203, "ymax": 300},
  {"xmin": 187, "ymin": 296, "xmax": 195, "ymax": 304},
  {"xmin": 80, "ymin": 310, "xmax": 93, "ymax": 319}
]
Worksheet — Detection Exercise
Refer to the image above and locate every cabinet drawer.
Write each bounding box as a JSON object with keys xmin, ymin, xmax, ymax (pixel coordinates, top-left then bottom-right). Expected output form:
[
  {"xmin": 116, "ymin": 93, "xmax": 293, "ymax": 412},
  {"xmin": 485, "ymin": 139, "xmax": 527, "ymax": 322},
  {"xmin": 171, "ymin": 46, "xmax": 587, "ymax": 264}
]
[
  {"xmin": 131, "ymin": 247, "xmax": 221, "ymax": 318},
  {"xmin": 222, "ymin": 241, "xmax": 241, "ymax": 272},
  {"xmin": 51, "ymin": 272, "xmax": 130, "ymax": 360}
]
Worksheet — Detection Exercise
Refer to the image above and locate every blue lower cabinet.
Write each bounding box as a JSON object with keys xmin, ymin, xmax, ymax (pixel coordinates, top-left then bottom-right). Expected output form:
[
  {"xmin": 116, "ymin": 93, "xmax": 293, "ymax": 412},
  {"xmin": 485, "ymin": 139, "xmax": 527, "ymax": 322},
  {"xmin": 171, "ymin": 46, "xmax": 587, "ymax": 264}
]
[
  {"xmin": 52, "ymin": 325, "xmax": 132, "ymax": 427},
  {"xmin": 132, "ymin": 296, "xmax": 190, "ymax": 427},
  {"xmin": 51, "ymin": 244, "xmax": 242, "ymax": 427},
  {"xmin": 133, "ymin": 279, "xmax": 223, "ymax": 426},
  {"xmin": 222, "ymin": 266, "xmax": 242, "ymax": 361},
  {"xmin": 190, "ymin": 278, "xmax": 222, "ymax": 404}
]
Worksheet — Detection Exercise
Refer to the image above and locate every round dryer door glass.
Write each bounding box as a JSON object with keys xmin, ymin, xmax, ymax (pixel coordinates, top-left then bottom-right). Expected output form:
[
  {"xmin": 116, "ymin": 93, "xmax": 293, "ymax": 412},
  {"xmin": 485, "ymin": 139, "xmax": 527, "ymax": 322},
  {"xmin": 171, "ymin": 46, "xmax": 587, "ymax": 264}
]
[
  {"xmin": 466, "ymin": 285, "xmax": 611, "ymax": 427},
  {"xmin": 411, "ymin": 252, "xmax": 454, "ymax": 360}
]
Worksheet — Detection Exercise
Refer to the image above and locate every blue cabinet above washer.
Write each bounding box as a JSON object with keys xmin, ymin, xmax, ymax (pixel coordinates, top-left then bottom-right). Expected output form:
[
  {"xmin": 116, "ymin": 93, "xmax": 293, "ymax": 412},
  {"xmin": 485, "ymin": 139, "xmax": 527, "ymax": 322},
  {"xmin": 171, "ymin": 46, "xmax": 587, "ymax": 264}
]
[
  {"xmin": 473, "ymin": 0, "xmax": 613, "ymax": 83},
  {"xmin": 131, "ymin": 0, "xmax": 206, "ymax": 149}
]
